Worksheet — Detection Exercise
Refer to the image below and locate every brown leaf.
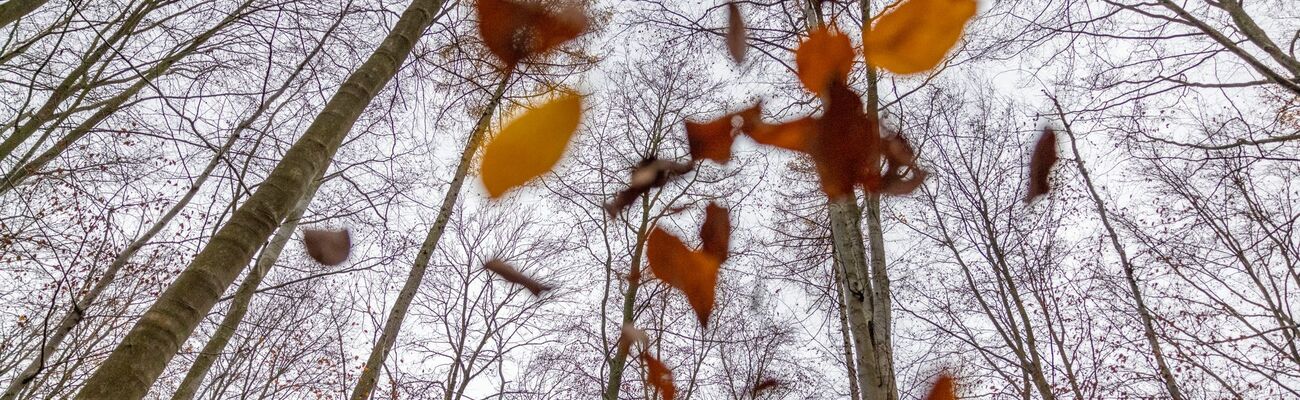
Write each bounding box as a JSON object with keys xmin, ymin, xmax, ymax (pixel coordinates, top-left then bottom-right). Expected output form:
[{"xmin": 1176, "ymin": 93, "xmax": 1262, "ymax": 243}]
[
  {"xmin": 303, "ymin": 229, "xmax": 350, "ymax": 266},
  {"xmin": 685, "ymin": 106, "xmax": 760, "ymax": 163},
  {"xmin": 726, "ymin": 2, "xmax": 747, "ymax": 64},
  {"xmin": 642, "ymin": 351, "xmax": 677, "ymax": 400},
  {"xmin": 605, "ymin": 158, "xmax": 694, "ymax": 217},
  {"xmin": 476, "ymin": 0, "xmax": 588, "ymax": 69},
  {"xmin": 484, "ymin": 259, "xmax": 553, "ymax": 296},
  {"xmin": 923, "ymin": 374, "xmax": 956, "ymax": 400},
  {"xmin": 877, "ymin": 132, "xmax": 928, "ymax": 195},
  {"xmin": 795, "ymin": 27, "xmax": 854, "ymax": 97},
  {"xmin": 645, "ymin": 203, "xmax": 730, "ymax": 327},
  {"xmin": 751, "ymin": 377, "xmax": 781, "ymax": 396},
  {"xmin": 1025, "ymin": 128, "xmax": 1058, "ymax": 202},
  {"xmin": 617, "ymin": 323, "xmax": 649, "ymax": 354}
]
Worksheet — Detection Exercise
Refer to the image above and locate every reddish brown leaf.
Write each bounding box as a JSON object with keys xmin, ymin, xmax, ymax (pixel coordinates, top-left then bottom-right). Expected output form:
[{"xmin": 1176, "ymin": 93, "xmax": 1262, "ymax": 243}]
[
  {"xmin": 484, "ymin": 259, "xmax": 553, "ymax": 296},
  {"xmin": 605, "ymin": 158, "xmax": 694, "ymax": 217},
  {"xmin": 750, "ymin": 377, "xmax": 781, "ymax": 396},
  {"xmin": 876, "ymin": 132, "xmax": 928, "ymax": 195},
  {"xmin": 685, "ymin": 106, "xmax": 760, "ymax": 163},
  {"xmin": 795, "ymin": 27, "xmax": 854, "ymax": 97},
  {"xmin": 642, "ymin": 351, "xmax": 677, "ymax": 400},
  {"xmin": 726, "ymin": 2, "xmax": 747, "ymax": 63},
  {"xmin": 302, "ymin": 229, "xmax": 350, "ymax": 266},
  {"xmin": 1025, "ymin": 128, "xmax": 1058, "ymax": 202},
  {"xmin": 744, "ymin": 115, "xmax": 817, "ymax": 153},
  {"xmin": 646, "ymin": 203, "xmax": 730, "ymax": 327},
  {"xmin": 923, "ymin": 374, "xmax": 957, "ymax": 400},
  {"xmin": 617, "ymin": 323, "xmax": 650, "ymax": 354},
  {"xmin": 476, "ymin": 0, "xmax": 588, "ymax": 69}
]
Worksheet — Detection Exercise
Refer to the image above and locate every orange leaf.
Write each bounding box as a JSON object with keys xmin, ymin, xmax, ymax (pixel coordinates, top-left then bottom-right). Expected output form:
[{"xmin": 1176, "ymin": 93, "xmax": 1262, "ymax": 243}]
[
  {"xmin": 923, "ymin": 374, "xmax": 957, "ymax": 400},
  {"xmin": 642, "ymin": 351, "xmax": 677, "ymax": 400},
  {"xmin": 726, "ymin": 2, "xmax": 747, "ymax": 63},
  {"xmin": 480, "ymin": 92, "xmax": 583, "ymax": 198},
  {"xmin": 685, "ymin": 106, "xmax": 760, "ymax": 163},
  {"xmin": 646, "ymin": 203, "xmax": 730, "ymax": 328},
  {"xmin": 745, "ymin": 116, "xmax": 817, "ymax": 153},
  {"xmin": 1025, "ymin": 128, "xmax": 1057, "ymax": 202},
  {"xmin": 302, "ymin": 229, "xmax": 350, "ymax": 265},
  {"xmin": 863, "ymin": 0, "xmax": 976, "ymax": 74},
  {"xmin": 476, "ymin": 0, "xmax": 589, "ymax": 69},
  {"xmin": 795, "ymin": 27, "xmax": 854, "ymax": 97},
  {"xmin": 484, "ymin": 259, "xmax": 553, "ymax": 296}
]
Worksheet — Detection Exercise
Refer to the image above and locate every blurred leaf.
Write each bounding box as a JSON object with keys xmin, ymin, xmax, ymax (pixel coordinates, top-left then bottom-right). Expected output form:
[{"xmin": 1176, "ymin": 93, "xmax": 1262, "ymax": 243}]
[
  {"xmin": 480, "ymin": 92, "xmax": 584, "ymax": 198},
  {"xmin": 642, "ymin": 351, "xmax": 677, "ymax": 400},
  {"xmin": 477, "ymin": 0, "xmax": 589, "ymax": 69},
  {"xmin": 685, "ymin": 105, "xmax": 760, "ymax": 163},
  {"xmin": 646, "ymin": 203, "xmax": 730, "ymax": 328},
  {"xmin": 605, "ymin": 158, "xmax": 693, "ymax": 217},
  {"xmin": 302, "ymin": 229, "xmax": 350, "ymax": 266},
  {"xmin": 726, "ymin": 2, "xmax": 747, "ymax": 63},
  {"xmin": 484, "ymin": 259, "xmax": 553, "ymax": 296},
  {"xmin": 923, "ymin": 374, "xmax": 957, "ymax": 400},
  {"xmin": 795, "ymin": 27, "xmax": 854, "ymax": 97},
  {"xmin": 1025, "ymin": 128, "xmax": 1057, "ymax": 202},
  {"xmin": 863, "ymin": 0, "xmax": 976, "ymax": 74}
]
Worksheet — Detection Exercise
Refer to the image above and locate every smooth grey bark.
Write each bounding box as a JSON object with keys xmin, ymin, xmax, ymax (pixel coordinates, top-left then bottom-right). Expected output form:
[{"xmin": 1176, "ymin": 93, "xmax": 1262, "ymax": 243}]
[
  {"xmin": 348, "ymin": 72, "xmax": 511, "ymax": 400},
  {"xmin": 73, "ymin": 1, "xmax": 447, "ymax": 398}
]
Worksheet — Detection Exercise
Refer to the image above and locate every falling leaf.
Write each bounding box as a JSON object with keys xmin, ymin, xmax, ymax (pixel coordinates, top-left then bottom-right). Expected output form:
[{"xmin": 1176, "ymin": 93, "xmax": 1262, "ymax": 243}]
[
  {"xmin": 303, "ymin": 229, "xmax": 350, "ymax": 266},
  {"xmin": 1025, "ymin": 128, "xmax": 1057, "ymax": 202},
  {"xmin": 726, "ymin": 2, "xmax": 747, "ymax": 63},
  {"xmin": 642, "ymin": 351, "xmax": 677, "ymax": 400},
  {"xmin": 685, "ymin": 105, "xmax": 760, "ymax": 163},
  {"xmin": 795, "ymin": 27, "xmax": 854, "ymax": 97},
  {"xmin": 480, "ymin": 92, "xmax": 584, "ymax": 198},
  {"xmin": 646, "ymin": 203, "xmax": 730, "ymax": 327},
  {"xmin": 617, "ymin": 323, "xmax": 650, "ymax": 353},
  {"xmin": 862, "ymin": 0, "xmax": 976, "ymax": 74},
  {"xmin": 484, "ymin": 259, "xmax": 553, "ymax": 296},
  {"xmin": 923, "ymin": 374, "xmax": 956, "ymax": 400},
  {"xmin": 605, "ymin": 158, "xmax": 694, "ymax": 217},
  {"xmin": 877, "ymin": 132, "xmax": 928, "ymax": 195},
  {"xmin": 476, "ymin": 0, "xmax": 589, "ymax": 69},
  {"xmin": 751, "ymin": 377, "xmax": 781, "ymax": 396}
]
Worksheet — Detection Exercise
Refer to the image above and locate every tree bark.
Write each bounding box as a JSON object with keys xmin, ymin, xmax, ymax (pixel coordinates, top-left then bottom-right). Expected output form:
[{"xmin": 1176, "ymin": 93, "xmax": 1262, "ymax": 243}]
[
  {"xmin": 0, "ymin": 0, "xmax": 50, "ymax": 30},
  {"xmin": 600, "ymin": 195, "xmax": 653, "ymax": 400},
  {"xmin": 348, "ymin": 71, "xmax": 511, "ymax": 400},
  {"xmin": 72, "ymin": 1, "xmax": 448, "ymax": 398}
]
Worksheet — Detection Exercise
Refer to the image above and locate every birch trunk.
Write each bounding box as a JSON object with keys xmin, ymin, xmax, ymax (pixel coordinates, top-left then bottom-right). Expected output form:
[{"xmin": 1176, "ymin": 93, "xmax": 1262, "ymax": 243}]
[{"xmin": 73, "ymin": 1, "xmax": 447, "ymax": 397}]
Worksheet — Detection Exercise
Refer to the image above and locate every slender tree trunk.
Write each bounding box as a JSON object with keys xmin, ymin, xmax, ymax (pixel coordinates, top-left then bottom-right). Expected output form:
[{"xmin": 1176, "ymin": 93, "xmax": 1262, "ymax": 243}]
[
  {"xmin": 600, "ymin": 195, "xmax": 653, "ymax": 400},
  {"xmin": 833, "ymin": 258, "xmax": 863, "ymax": 400},
  {"xmin": 0, "ymin": 0, "xmax": 51, "ymax": 30},
  {"xmin": 1052, "ymin": 98, "xmax": 1185, "ymax": 400},
  {"xmin": 73, "ymin": 1, "xmax": 447, "ymax": 398},
  {"xmin": 348, "ymin": 72, "xmax": 511, "ymax": 400},
  {"xmin": 829, "ymin": 199, "xmax": 887, "ymax": 400},
  {"xmin": 861, "ymin": 195, "xmax": 897, "ymax": 400}
]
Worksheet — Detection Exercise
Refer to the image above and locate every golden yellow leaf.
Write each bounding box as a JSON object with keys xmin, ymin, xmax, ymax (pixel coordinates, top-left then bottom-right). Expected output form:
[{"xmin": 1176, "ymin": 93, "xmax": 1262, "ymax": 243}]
[
  {"xmin": 480, "ymin": 92, "xmax": 583, "ymax": 198},
  {"xmin": 863, "ymin": 0, "xmax": 976, "ymax": 74}
]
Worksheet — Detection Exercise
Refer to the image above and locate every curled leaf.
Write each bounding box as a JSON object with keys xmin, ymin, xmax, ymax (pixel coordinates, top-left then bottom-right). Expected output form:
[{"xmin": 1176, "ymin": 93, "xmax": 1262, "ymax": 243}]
[
  {"xmin": 303, "ymin": 229, "xmax": 351, "ymax": 266},
  {"xmin": 646, "ymin": 203, "xmax": 730, "ymax": 327},
  {"xmin": 1025, "ymin": 128, "xmax": 1057, "ymax": 202},
  {"xmin": 484, "ymin": 259, "xmax": 553, "ymax": 296},
  {"xmin": 480, "ymin": 92, "xmax": 584, "ymax": 198},
  {"xmin": 605, "ymin": 158, "xmax": 693, "ymax": 217},
  {"xmin": 863, "ymin": 0, "xmax": 976, "ymax": 74},
  {"xmin": 923, "ymin": 374, "xmax": 956, "ymax": 400},
  {"xmin": 726, "ymin": 3, "xmax": 747, "ymax": 63},
  {"xmin": 476, "ymin": 0, "xmax": 589, "ymax": 69},
  {"xmin": 642, "ymin": 351, "xmax": 677, "ymax": 400},
  {"xmin": 795, "ymin": 27, "xmax": 854, "ymax": 97},
  {"xmin": 617, "ymin": 323, "xmax": 650, "ymax": 353}
]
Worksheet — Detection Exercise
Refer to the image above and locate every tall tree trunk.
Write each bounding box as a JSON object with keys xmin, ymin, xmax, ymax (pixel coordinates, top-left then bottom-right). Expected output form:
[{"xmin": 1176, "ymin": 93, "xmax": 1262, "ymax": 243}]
[
  {"xmin": 0, "ymin": 0, "xmax": 51, "ymax": 30},
  {"xmin": 601, "ymin": 195, "xmax": 653, "ymax": 400},
  {"xmin": 833, "ymin": 257, "xmax": 863, "ymax": 400},
  {"xmin": 348, "ymin": 72, "xmax": 511, "ymax": 400},
  {"xmin": 829, "ymin": 199, "xmax": 887, "ymax": 400},
  {"xmin": 861, "ymin": 195, "xmax": 897, "ymax": 399},
  {"xmin": 73, "ymin": 1, "xmax": 448, "ymax": 398},
  {"xmin": 1052, "ymin": 99, "xmax": 1185, "ymax": 400}
]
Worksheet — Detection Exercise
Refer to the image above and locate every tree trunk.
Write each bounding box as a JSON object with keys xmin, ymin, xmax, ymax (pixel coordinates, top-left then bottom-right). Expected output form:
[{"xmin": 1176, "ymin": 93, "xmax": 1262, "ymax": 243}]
[
  {"xmin": 348, "ymin": 71, "xmax": 511, "ymax": 400},
  {"xmin": 600, "ymin": 195, "xmax": 653, "ymax": 400},
  {"xmin": 72, "ymin": 1, "xmax": 448, "ymax": 398},
  {"xmin": 829, "ymin": 199, "xmax": 888, "ymax": 400},
  {"xmin": 0, "ymin": 0, "xmax": 51, "ymax": 30}
]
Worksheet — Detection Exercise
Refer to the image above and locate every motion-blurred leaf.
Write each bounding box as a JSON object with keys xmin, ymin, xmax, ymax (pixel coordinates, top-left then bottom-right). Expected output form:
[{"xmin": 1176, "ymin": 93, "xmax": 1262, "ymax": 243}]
[
  {"xmin": 484, "ymin": 259, "xmax": 553, "ymax": 296},
  {"xmin": 862, "ymin": 0, "xmax": 976, "ymax": 74},
  {"xmin": 795, "ymin": 27, "xmax": 854, "ymax": 97},
  {"xmin": 642, "ymin": 351, "xmax": 677, "ymax": 400},
  {"xmin": 480, "ymin": 92, "xmax": 584, "ymax": 198},
  {"xmin": 605, "ymin": 158, "xmax": 693, "ymax": 217},
  {"xmin": 1025, "ymin": 128, "xmax": 1057, "ymax": 202},
  {"xmin": 726, "ymin": 2, "xmax": 747, "ymax": 63},
  {"xmin": 646, "ymin": 203, "xmax": 730, "ymax": 328},
  {"xmin": 303, "ymin": 229, "xmax": 350, "ymax": 266},
  {"xmin": 477, "ymin": 0, "xmax": 589, "ymax": 69}
]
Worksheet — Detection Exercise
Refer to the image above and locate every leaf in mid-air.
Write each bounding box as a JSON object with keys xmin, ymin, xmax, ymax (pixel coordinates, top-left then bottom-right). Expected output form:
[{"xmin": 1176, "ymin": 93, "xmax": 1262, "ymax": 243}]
[
  {"xmin": 484, "ymin": 259, "xmax": 553, "ymax": 296},
  {"xmin": 303, "ymin": 229, "xmax": 350, "ymax": 266},
  {"xmin": 795, "ymin": 27, "xmax": 854, "ymax": 97},
  {"xmin": 863, "ymin": 0, "xmax": 976, "ymax": 74},
  {"xmin": 922, "ymin": 373, "xmax": 957, "ymax": 400},
  {"xmin": 480, "ymin": 92, "xmax": 584, "ymax": 198},
  {"xmin": 726, "ymin": 2, "xmax": 747, "ymax": 63},
  {"xmin": 642, "ymin": 351, "xmax": 677, "ymax": 400},
  {"xmin": 476, "ymin": 0, "xmax": 589, "ymax": 69},
  {"xmin": 605, "ymin": 158, "xmax": 693, "ymax": 217},
  {"xmin": 684, "ymin": 105, "xmax": 760, "ymax": 163},
  {"xmin": 1025, "ymin": 128, "xmax": 1058, "ymax": 202},
  {"xmin": 646, "ymin": 203, "xmax": 730, "ymax": 328},
  {"xmin": 617, "ymin": 323, "xmax": 649, "ymax": 353}
]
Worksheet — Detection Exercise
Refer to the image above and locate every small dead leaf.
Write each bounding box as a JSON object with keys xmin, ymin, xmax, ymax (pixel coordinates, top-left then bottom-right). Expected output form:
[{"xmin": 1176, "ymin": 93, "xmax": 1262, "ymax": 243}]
[
  {"xmin": 646, "ymin": 203, "xmax": 730, "ymax": 327},
  {"xmin": 642, "ymin": 351, "xmax": 677, "ymax": 400},
  {"xmin": 863, "ymin": 0, "xmax": 976, "ymax": 74},
  {"xmin": 1025, "ymin": 128, "xmax": 1057, "ymax": 202},
  {"xmin": 684, "ymin": 106, "xmax": 760, "ymax": 163},
  {"xmin": 617, "ymin": 323, "xmax": 650, "ymax": 353},
  {"xmin": 795, "ymin": 27, "xmax": 854, "ymax": 97},
  {"xmin": 480, "ymin": 92, "xmax": 584, "ymax": 198},
  {"xmin": 484, "ymin": 259, "xmax": 553, "ymax": 296},
  {"xmin": 751, "ymin": 377, "xmax": 781, "ymax": 396},
  {"xmin": 303, "ymin": 229, "xmax": 350, "ymax": 266},
  {"xmin": 923, "ymin": 374, "xmax": 956, "ymax": 400},
  {"xmin": 476, "ymin": 0, "xmax": 589, "ymax": 69},
  {"xmin": 726, "ymin": 3, "xmax": 747, "ymax": 63},
  {"xmin": 605, "ymin": 158, "xmax": 694, "ymax": 217}
]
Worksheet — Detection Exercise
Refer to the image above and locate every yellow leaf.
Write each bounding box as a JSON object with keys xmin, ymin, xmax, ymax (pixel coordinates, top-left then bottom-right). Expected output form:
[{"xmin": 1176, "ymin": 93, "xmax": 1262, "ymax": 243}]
[
  {"xmin": 480, "ymin": 92, "xmax": 583, "ymax": 198},
  {"xmin": 863, "ymin": 0, "xmax": 976, "ymax": 74}
]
